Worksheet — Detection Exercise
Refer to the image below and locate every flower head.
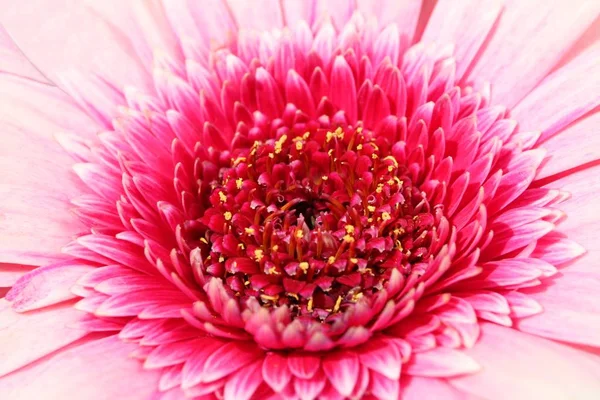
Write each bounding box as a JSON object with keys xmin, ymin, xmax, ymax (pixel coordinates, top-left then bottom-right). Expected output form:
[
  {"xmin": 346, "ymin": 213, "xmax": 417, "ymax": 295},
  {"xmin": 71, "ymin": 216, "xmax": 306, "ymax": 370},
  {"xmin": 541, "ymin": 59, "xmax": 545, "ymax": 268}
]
[{"xmin": 1, "ymin": 0, "xmax": 600, "ymax": 399}]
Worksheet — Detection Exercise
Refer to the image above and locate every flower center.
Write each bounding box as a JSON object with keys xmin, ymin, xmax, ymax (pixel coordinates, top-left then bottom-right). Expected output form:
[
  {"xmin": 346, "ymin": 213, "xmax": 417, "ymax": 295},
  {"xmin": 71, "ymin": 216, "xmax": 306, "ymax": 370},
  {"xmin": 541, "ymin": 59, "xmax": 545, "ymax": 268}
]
[{"xmin": 190, "ymin": 127, "xmax": 437, "ymax": 322}]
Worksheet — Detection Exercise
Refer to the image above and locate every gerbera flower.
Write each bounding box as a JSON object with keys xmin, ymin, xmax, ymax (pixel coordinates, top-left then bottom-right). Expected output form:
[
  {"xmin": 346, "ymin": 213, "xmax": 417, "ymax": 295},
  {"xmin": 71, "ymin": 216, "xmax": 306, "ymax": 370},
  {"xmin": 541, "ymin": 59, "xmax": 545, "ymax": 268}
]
[{"xmin": 1, "ymin": 0, "xmax": 599, "ymax": 398}]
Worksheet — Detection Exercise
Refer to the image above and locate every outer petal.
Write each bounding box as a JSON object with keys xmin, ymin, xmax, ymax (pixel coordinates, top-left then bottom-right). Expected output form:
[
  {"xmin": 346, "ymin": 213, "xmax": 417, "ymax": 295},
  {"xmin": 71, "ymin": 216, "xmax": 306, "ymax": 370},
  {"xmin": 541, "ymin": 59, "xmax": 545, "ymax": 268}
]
[
  {"xmin": 0, "ymin": 75, "xmax": 95, "ymax": 265},
  {"xmin": 517, "ymin": 166, "xmax": 600, "ymax": 346},
  {"xmin": 0, "ymin": 24, "xmax": 47, "ymax": 82},
  {"xmin": 0, "ymin": 299, "xmax": 88, "ymax": 377},
  {"xmin": 512, "ymin": 42, "xmax": 600, "ymax": 144},
  {"xmin": 1, "ymin": 335, "xmax": 161, "ymax": 400},
  {"xmin": 421, "ymin": 0, "xmax": 504, "ymax": 79},
  {"xmin": 450, "ymin": 324, "xmax": 600, "ymax": 399},
  {"xmin": 466, "ymin": 0, "xmax": 600, "ymax": 107},
  {"xmin": 0, "ymin": 0, "xmax": 152, "ymax": 92}
]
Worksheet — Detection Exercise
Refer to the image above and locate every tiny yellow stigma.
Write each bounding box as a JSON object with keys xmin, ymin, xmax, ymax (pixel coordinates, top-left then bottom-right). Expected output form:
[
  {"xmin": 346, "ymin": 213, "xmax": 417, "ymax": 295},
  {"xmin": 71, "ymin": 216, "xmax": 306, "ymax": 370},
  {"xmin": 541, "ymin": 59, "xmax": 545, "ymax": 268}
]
[
  {"xmin": 352, "ymin": 291, "xmax": 364, "ymax": 302},
  {"xmin": 236, "ymin": 178, "xmax": 243, "ymax": 189},
  {"xmin": 272, "ymin": 244, "xmax": 279, "ymax": 252},
  {"xmin": 267, "ymin": 266, "xmax": 280, "ymax": 275},
  {"xmin": 237, "ymin": 243, "xmax": 245, "ymax": 250},
  {"xmin": 274, "ymin": 134, "xmax": 288, "ymax": 154},
  {"xmin": 295, "ymin": 141, "xmax": 303, "ymax": 151},
  {"xmin": 327, "ymin": 256, "xmax": 336, "ymax": 264},
  {"xmin": 356, "ymin": 144, "xmax": 363, "ymax": 150},
  {"xmin": 218, "ymin": 191, "xmax": 227, "ymax": 203},
  {"xmin": 260, "ymin": 294, "xmax": 279, "ymax": 302},
  {"xmin": 345, "ymin": 225, "xmax": 355, "ymax": 234},
  {"xmin": 232, "ymin": 156, "xmax": 246, "ymax": 166},
  {"xmin": 299, "ymin": 262, "xmax": 309, "ymax": 273},
  {"xmin": 224, "ymin": 211, "xmax": 232, "ymax": 221},
  {"xmin": 343, "ymin": 234, "xmax": 355, "ymax": 243},
  {"xmin": 307, "ymin": 297, "xmax": 314, "ymax": 311},
  {"xmin": 218, "ymin": 256, "xmax": 225, "ymax": 262},
  {"xmin": 321, "ymin": 175, "xmax": 329, "ymax": 181},
  {"xmin": 376, "ymin": 184, "xmax": 384, "ymax": 194},
  {"xmin": 200, "ymin": 237, "xmax": 209, "ymax": 244},
  {"xmin": 333, "ymin": 296, "xmax": 343, "ymax": 313},
  {"xmin": 381, "ymin": 212, "xmax": 391, "ymax": 221},
  {"xmin": 367, "ymin": 205, "xmax": 376, "ymax": 213},
  {"xmin": 395, "ymin": 240, "xmax": 404, "ymax": 250},
  {"xmin": 245, "ymin": 227, "xmax": 255, "ymax": 235},
  {"xmin": 387, "ymin": 165, "xmax": 394, "ymax": 172},
  {"xmin": 295, "ymin": 229, "xmax": 304, "ymax": 239},
  {"xmin": 254, "ymin": 249, "xmax": 263, "ymax": 261},
  {"xmin": 387, "ymin": 178, "xmax": 395, "ymax": 185},
  {"xmin": 350, "ymin": 257, "xmax": 358, "ymax": 264}
]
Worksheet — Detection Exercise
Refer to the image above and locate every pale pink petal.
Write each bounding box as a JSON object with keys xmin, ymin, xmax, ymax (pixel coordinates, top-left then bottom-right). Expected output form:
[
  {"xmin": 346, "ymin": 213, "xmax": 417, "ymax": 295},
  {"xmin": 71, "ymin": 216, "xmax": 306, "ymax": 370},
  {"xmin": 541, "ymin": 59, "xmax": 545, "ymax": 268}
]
[
  {"xmin": 450, "ymin": 324, "xmax": 600, "ymax": 399},
  {"xmin": 227, "ymin": 0, "xmax": 284, "ymax": 30},
  {"xmin": 422, "ymin": 0, "xmax": 504, "ymax": 79},
  {"xmin": 402, "ymin": 376, "xmax": 475, "ymax": 400},
  {"xmin": 1, "ymin": 335, "xmax": 161, "ymax": 400},
  {"xmin": 0, "ymin": 264, "xmax": 35, "ymax": 287},
  {"xmin": 0, "ymin": 0, "xmax": 152, "ymax": 92},
  {"xmin": 223, "ymin": 359, "xmax": 264, "ymax": 400},
  {"xmin": 0, "ymin": 299, "xmax": 87, "ymax": 377},
  {"xmin": 6, "ymin": 262, "xmax": 94, "ymax": 312},
  {"xmin": 466, "ymin": 0, "xmax": 600, "ymax": 107},
  {"xmin": 0, "ymin": 24, "xmax": 47, "ymax": 82},
  {"xmin": 404, "ymin": 347, "xmax": 481, "ymax": 377},
  {"xmin": 536, "ymin": 112, "xmax": 600, "ymax": 181},
  {"xmin": 357, "ymin": 0, "xmax": 421, "ymax": 50},
  {"xmin": 513, "ymin": 42, "xmax": 600, "ymax": 144},
  {"xmin": 516, "ymin": 166, "xmax": 600, "ymax": 346}
]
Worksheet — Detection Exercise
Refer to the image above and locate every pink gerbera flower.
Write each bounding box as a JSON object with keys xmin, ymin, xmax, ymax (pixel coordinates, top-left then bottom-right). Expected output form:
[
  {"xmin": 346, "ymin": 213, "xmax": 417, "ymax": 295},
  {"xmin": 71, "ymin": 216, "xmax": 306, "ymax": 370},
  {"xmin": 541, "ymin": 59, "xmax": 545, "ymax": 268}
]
[{"xmin": 1, "ymin": 0, "xmax": 600, "ymax": 398}]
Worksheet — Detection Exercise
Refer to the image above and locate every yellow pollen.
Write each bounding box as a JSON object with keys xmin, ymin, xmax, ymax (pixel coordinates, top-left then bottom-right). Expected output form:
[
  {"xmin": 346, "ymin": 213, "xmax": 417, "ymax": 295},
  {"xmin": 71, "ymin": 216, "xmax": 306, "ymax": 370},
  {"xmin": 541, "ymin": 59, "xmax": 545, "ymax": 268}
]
[
  {"xmin": 371, "ymin": 153, "xmax": 378, "ymax": 159},
  {"xmin": 267, "ymin": 266, "xmax": 280, "ymax": 275},
  {"xmin": 245, "ymin": 227, "xmax": 255, "ymax": 235},
  {"xmin": 224, "ymin": 211, "xmax": 232, "ymax": 221},
  {"xmin": 367, "ymin": 205, "xmax": 376, "ymax": 212},
  {"xmin": 232, "ymin": 156, "xmax": 246, "ymax": 166},
  {"xmin": 238, "ymin": 243, "xmax": 245, "ymax": 250},
  {"xmin": 352, "ymin": 292, "xmax": 364, "ymax": 302},
  {"xmin": 350, "ymin": 257, "xmax": 358, "ymax": 264},
  {"xmin": 327, "ymin": 256, "xmax": 336, "ymax": 264},
  {"xmin": 395, "ymin": 240, "xmax": 403, "ymax": 250},
  {"xmin": 356, "ymin": 127, "xmax": 363, "ymax": 133},
  {"xmin": 302, "ymin": 131, "xmax": 310, "ymax": 140},
  {"xmin": 381, "ymin": 212, "xmax": 391, "ymax": 221},
  {"xmin": 376, "ymin": 184, "xmax": 384, "ymax": 194},
  {"xmin": 288, "ymin": 293, "xmax": 299, "ymax": 300},
  {"xmin": 307, "ymin": 297, "xmax": 314, "ymax": 311},
  {"xmin": 260, "ymin": 294, "xmax": 279, "ymax": 302},
  {"xmin": 274, "ymin": 134, "xmax": 288, "ymax": 154},
  {"xmin": 219, "ymin": 191, "xmax": 227, "ymax": 203},
  {"xmin": 345, "ymin": 225, "xmax": 355, "ymax": 234},
  {"xmin": 368, "ymin": 217, "xmax": 373, "ymax": 223},
  {"xmin": 383, "ymin": 155, "xmax": 399, "ymax": 167},
  {"xmin": 299, "ymin": 262, "xmax": 309, "ymax": 273},
  {"xmin": 218, "ymin": 256, "xmax": 225, "ymax": 262},
  {"xmin": 357, "ymin": 144, "xmax": 363, "ymax": 150},
  {"xmin": 268, "ymin": 153, "xmax": 274, "ymax": 159},
  {"xmin": 236, "ymin": 178, "xmax": 243, "ymax": 189},
  {"xmin": 272, "ymin": 244, "xmax": 279, "ymax": 252},
  {"xmin": 333, "ymin": 296, "xmax": 343, "ymax": 313},
  {"xmin": 295, "ymin": 229, "xmax": 304, "ymax": 239},
  {"xmin": 387, "ymin": 179, "xmax": 395, "ymax": 185},
  {"xmin": 200, "ymin": 237, "xmax": 208, "ymax": 244},
  {"xmin": 322, "ymin": 175, "xmax": 328, "ymax": 181},
  {"xmin": 387, "ymin": 166, "xmax": 394, "ymax": 172},
  {"xmin": 343, "ymin": 234, "xmax": 355, "ymax": 243},
  {"xmin": 295, "ymin": 141, "xmax": 303, "ymax": 151}
]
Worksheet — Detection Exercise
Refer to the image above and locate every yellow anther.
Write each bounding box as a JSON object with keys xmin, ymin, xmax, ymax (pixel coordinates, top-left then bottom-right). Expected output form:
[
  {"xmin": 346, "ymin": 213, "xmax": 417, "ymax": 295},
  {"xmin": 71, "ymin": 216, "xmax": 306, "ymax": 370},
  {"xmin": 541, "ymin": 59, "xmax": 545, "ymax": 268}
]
[
  {"xmin": 356, "ymin": 144, "xmax": 363, "ymax": 150},
  {"xmin": 376, "ymin": 184, "xmax": 384, "ymax": 194},
  {"xmin": 345, "ymin": 225, "xmax": 355, "ymax": 234},
  {"xmin": 322, "ymin": 175, "xmax": 329, "ymax": 181},
  {"xmin": 245, "ymin": 227, "xmax": 255, "ymax": 235},
  {"xmin": 350, "ymin": 257, "xmax": 358, "ymax": 264},
  {"xmin": 381, "ymin": 212, "xmax": 391, "ymax": 221},
  {"xmin": 295, "ymin": 141, "xmax": 303, "ymax": 151},
  {"xmin": 333, "ymin": 296, "xmax": 343, "ymax": 313},
  {"xmin": 368, "ymin": 218, "xmax": 373, "ymax": 223},
  {"xmin": 218, "ymin": 256, "xmax": 225, "ymax": 262},
  {"xmin": 343, "ymin": 234, "xmax": 355, "ymax": 243},
  {"xmin": 352, "ymin": 292, "xmax": 364, "ymax": 302},
  {"xmin": 371, "ymin": 153, "xmax": 378, "ymax": 159},
  {"xmin": 328, "ymin": 149, "xmax": 334, "ymax": 156},
  {"xmin": 200, "ymin": 237, "xmax": 209, "ymax": 244},
  {"xmin": 388, "ymin": 166, "xmax": 394, "ymax": 172},
  {"xmin": 327, "ymin": 256, "xmax": 336, "ymax": 264},
  {"xmin": 218, "ymin": 191, "xmax": 227, "ymax": 203},
  {"xmin": 367, "ymin": 205, "xmax": 376, "ymax": 213},
  {"xmin": 288, "ymin": 292, "xmax": 299, "ymax": 300},
  {"xmin": 236, "ymin": 178, "xmax": 243, "ymax": 189},
  {"xmin": 299, "ymin": 262, "xmax": 309, "ymax": 273},
  {"xmin": 267, "ymin": 266, "xmax": 280, "ymax": 275},
  {"xmin": 307, "ymin": 297, "xmax": 314, "ymax": 311},
  {"xmin": 238, "ymin": 243, "xmax": 245, "ymax": 250},
  {"xmin": 260, "ymin": 294, "xmax": 279, "ymax": 302},
  {"xmin": 272, "ymin": 245, "xmax": 279, "ymax": 252},
  {"xmin": 295, "ymin": 229, "xmax": 304, "ymax": 239},
  {"xmin": 274, "ymin": 134, "xmax": 288, "ymax": 154},
  {"xmin": 268, "ymin": 153, "xmax": 274, "ymax": 159},
  {"xmin": 254, "ymin": 249, "xmax": 263, "ymax": 261},
  {"xmin": 387, "ymin": 178, "xmax": 395, "ymax": 185},
  {"xmin": 224, "ymin": 211, "xmax": 232, "ymax": 221},
  {"xmin": 232, "ymin": 156, "xmax": 247, "ymax": 166}
]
